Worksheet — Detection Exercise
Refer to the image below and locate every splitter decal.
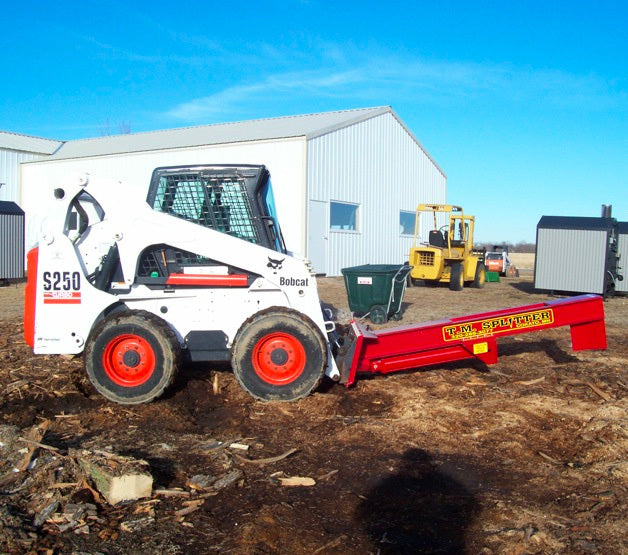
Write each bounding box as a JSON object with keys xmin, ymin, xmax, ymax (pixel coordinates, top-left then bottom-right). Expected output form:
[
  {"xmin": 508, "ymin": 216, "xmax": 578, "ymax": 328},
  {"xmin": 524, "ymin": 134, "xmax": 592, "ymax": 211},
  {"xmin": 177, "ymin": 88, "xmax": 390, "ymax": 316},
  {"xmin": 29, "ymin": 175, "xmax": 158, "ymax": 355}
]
[
  {"xmin": 42, "ymin": 271, "xmax": 82, "ymax": 304},
  {"xmin": 442, "ymin": 309, "xmax": 554, "ymax": 342}
]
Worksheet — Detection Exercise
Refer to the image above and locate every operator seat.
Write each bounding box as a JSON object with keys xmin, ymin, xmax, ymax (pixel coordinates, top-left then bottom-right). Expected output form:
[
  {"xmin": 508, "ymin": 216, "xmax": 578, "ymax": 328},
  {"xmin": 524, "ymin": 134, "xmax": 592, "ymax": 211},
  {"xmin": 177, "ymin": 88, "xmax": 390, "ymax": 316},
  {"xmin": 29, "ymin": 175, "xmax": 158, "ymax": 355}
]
[{"xmin": 429, "ymin": 230, "xmax": 446, "ymax": 248}]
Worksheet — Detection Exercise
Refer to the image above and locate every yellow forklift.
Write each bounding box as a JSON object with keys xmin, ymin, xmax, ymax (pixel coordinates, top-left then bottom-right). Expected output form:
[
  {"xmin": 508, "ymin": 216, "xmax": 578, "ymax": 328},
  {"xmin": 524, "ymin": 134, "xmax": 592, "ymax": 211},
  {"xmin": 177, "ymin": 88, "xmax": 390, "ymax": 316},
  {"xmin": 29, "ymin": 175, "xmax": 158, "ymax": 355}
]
[{"xmin": 408, "ymin": 204, "xmax": 486, "ymax": 291}]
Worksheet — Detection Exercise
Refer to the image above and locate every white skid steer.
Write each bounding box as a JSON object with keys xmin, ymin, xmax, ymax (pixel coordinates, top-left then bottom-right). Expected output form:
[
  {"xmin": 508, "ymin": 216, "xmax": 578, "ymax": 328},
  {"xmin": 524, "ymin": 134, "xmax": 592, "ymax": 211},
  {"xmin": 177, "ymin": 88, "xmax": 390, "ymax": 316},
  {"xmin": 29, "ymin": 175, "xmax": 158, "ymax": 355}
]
[{"xmin": 25, "ymin": 166, "xmax": 340, "ymax": 403}]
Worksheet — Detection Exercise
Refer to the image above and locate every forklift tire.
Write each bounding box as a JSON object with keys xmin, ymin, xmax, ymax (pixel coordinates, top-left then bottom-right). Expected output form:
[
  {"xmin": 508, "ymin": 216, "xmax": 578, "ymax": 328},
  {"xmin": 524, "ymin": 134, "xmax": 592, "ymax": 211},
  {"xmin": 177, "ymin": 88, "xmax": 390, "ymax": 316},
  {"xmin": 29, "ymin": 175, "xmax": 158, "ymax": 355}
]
[
  {"xmin": 472, "ymin": 262, "xmax": 486, "ymax": 288},
  {"xmin": 231, "ymin": 307, "xmax": 327, "ymax": 402},
  {"xmin": 449, "ymin": 264, "xmax": 464, "ymax": 291},
  {"xmin": 84, "ymin": 311, "xmax": 179, "ymax": 405}
]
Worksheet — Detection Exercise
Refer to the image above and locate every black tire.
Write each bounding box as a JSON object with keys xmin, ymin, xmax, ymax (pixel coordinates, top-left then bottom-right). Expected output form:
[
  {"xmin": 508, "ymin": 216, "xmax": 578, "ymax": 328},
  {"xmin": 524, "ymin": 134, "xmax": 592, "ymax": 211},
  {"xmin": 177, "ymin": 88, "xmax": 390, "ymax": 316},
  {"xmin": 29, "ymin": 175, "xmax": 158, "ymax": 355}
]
[
  {"xmin": 369, "ymin": 305, "xmax": 388, "ymax": 324},
  {"xmin": 84, "ymin": 311, "xmax": 179, "ymax": 405},
  {"xmin": 231, "ymin": 307, "xmax": 327, "ymax": 401},
  {"xmin": 472, "ymin": 262, "xmax": 486, "ymax": 288},
  {"xmin": 449, "ymin": 264, "xmax": 464, "ymax": 291}
]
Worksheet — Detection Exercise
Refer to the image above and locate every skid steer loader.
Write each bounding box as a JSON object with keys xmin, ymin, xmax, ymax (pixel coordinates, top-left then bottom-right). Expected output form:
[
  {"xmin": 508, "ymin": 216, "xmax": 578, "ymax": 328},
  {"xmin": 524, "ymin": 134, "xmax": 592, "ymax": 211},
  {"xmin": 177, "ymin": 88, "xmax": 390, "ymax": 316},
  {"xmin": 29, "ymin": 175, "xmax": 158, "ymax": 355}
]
[
  {"xmin": 25, "ymin": 166, "xmax": 608, "ymax": 405},
  {"xmin": 25, "ymin": 166, "xmax": 340, "ymax": 404}
]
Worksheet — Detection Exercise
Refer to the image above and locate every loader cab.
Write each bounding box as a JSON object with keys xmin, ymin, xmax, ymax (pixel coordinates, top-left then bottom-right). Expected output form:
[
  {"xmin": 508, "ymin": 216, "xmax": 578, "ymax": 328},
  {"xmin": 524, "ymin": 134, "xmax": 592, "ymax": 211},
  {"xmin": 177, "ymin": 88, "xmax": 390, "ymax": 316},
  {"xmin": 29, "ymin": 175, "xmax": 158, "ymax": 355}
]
[{"xmin": 147, "ymin": 165, "xmax": 287, "ymax": 254}]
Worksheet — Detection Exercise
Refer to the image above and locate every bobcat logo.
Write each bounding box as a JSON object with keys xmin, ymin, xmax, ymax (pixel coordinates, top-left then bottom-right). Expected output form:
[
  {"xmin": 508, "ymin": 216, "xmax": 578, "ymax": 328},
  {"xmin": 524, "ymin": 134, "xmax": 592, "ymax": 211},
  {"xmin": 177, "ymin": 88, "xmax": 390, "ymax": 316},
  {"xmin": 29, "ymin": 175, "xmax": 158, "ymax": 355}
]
[{"xmin": 267, "ymin": 257, "xmax": 285, "ymax": 270}]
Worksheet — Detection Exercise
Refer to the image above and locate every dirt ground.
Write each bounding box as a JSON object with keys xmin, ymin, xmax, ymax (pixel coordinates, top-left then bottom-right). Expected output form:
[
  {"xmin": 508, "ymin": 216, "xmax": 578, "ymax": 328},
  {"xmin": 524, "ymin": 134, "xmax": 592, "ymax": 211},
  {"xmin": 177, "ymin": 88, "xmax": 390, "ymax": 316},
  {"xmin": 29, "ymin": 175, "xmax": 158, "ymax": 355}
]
[{"xmin": 1, "ymin": 277, "xmax": 627, "ymax": 554}]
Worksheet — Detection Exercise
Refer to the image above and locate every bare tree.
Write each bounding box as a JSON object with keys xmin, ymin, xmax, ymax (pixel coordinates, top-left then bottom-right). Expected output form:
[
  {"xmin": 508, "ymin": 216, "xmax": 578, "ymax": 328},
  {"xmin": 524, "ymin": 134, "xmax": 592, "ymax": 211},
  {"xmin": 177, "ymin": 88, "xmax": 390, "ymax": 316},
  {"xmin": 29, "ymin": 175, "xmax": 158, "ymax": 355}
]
[{"xmin": 98, "ymin": 119, "xmax": 132, "ymax": 136}]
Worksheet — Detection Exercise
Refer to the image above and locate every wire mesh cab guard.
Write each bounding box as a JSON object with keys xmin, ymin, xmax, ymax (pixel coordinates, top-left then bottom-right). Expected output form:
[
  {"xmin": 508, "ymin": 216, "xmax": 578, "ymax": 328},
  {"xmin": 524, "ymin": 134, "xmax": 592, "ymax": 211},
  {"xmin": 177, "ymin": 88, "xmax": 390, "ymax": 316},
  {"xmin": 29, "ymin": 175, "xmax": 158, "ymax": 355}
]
[{"xmin": 146, "ymin": 165, "xmax": 286, "ymax": 253}]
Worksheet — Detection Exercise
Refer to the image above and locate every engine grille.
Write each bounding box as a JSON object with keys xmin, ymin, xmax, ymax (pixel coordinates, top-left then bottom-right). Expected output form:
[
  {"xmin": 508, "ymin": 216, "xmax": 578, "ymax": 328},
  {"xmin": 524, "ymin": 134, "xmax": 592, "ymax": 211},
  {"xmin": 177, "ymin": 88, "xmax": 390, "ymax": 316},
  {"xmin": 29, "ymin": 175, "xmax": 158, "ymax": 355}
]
[{"xmin": 417, "ymin": 251, "xmax": 435, "ymax": 266}]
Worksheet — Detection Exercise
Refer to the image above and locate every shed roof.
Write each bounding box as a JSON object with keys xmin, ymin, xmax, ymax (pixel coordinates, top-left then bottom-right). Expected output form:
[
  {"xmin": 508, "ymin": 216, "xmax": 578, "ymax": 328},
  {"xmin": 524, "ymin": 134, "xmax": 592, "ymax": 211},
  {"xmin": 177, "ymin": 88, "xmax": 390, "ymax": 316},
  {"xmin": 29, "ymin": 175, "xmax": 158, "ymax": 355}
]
[
  {"xmin": 0, "ymin": 131, "xmax": 62, "ymax": 155},
  {"xmin": 537, "ymin": 215, "xmax": 616, "ymax": 231},
  {"xmin": 37, "ymin": 107, "xmax": 443, "ymax": 175},
  {"xmin": 0, "ymin": 201, "xmax": 25, "ymax": 215}
]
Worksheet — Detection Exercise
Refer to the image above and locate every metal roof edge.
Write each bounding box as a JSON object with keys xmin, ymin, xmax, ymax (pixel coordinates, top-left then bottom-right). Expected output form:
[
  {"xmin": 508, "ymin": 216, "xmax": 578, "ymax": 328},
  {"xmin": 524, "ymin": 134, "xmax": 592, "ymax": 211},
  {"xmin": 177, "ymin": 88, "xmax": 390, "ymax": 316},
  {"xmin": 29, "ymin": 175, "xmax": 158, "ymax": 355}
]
[
  {"xmin": 304, "ymin": 106, "xmax": 391, "ymax": 139},
  {"xmin": 36, "ymin": 108, "xmax": 385, "ymax": 161},
  {"xmin": 0, "ymin": 200, "xmax": 25, "ymax": 215},
  {"xmin": 16, "ymin": 107, "xmax": 446, "ymax": 180},
  {"xmin": 537, "ymin": 215, "xmax": 617, "ymax": 230},
  {"xmin": 306, "ymin": 106, "xmax": 447, "ymax": 180},
  {"xmin": 387, "ymin": 108, "xmax": 447, "ymax": 179},
  {"xmin": 23, "ymin": 135, "xmax": 303, "ymax": 164},
  {"xmin": 0, "ymin": 130, "xmax": 63, "ymax": 155}
]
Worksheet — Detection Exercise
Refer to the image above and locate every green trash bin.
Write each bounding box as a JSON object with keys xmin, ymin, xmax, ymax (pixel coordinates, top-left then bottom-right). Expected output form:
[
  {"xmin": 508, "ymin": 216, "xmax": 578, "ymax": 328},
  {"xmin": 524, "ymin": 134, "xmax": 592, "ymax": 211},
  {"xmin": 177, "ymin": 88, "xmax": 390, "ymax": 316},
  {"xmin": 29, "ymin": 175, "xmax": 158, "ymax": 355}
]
[{"xmin": 341, "ymin": 264, "xmax": 413, "ymax": 324}]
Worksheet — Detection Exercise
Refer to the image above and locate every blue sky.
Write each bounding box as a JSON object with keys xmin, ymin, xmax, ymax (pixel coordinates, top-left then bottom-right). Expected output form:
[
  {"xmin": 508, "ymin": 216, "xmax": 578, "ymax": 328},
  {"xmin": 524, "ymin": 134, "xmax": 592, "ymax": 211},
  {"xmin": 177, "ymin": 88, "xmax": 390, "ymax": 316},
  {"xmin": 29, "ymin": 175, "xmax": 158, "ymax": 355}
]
[{"xmin": 2, "ymin": 0, "xmax": 626, "ymax": 243}]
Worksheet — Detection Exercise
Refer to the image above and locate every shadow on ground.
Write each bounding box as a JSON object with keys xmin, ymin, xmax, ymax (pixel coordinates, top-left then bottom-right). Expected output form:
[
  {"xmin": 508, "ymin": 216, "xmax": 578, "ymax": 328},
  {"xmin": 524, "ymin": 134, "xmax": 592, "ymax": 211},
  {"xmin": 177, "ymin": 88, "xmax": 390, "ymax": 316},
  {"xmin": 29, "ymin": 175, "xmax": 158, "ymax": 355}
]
[{"xmin": 356, "ymin": 448, "xmax": 478, "ymax": 554}]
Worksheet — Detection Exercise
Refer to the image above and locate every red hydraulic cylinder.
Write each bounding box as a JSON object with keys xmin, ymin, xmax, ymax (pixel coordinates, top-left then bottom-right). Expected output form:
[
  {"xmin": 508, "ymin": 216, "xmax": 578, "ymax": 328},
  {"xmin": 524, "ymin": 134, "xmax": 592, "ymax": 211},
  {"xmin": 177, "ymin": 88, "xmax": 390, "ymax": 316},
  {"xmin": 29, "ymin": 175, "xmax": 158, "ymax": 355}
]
[{"xmin": 336, "ymin": 294, "xmax": 606, "ymax": 386}]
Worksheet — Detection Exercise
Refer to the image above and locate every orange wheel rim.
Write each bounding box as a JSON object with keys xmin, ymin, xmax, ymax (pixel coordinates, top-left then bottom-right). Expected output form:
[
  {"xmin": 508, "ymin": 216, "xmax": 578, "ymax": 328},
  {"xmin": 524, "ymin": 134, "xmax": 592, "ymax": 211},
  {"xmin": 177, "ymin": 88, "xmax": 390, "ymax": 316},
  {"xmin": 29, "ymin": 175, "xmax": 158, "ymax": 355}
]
[
  {"xmin": 252, "ymin": 332, "xmax": 306, "ymax": 385},
  {"xmin": 102, "ymin": 334, "xmax": 155, "ymax": 387}
]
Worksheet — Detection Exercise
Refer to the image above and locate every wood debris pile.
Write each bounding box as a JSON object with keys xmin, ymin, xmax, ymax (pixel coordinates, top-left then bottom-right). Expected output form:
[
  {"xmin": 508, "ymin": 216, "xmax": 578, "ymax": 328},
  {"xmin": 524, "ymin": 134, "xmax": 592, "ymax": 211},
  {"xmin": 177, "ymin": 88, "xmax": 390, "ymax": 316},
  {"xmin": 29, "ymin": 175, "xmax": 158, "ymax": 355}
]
[{"xmin": 0, "ymin": 416, "xmax": 318, "ymax": 552}]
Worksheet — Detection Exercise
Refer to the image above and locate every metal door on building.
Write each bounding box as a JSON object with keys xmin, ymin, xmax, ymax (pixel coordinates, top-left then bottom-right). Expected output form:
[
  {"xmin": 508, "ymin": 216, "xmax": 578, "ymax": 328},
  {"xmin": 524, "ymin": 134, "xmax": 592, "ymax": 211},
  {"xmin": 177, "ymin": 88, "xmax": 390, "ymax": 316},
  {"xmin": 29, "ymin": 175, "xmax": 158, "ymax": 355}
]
[{"xmin": 307, "ymin": 200, "xmax": 328, "ymax": 275}]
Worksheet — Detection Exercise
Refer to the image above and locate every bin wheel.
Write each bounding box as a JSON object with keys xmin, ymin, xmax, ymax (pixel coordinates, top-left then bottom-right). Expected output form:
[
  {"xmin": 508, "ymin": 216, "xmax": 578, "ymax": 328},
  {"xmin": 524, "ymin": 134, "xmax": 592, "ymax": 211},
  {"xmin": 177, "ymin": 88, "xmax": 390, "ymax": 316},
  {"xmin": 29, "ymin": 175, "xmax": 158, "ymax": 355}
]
[
  {"xmin": 369, "ymin": 305, "xmax": 388, "ymax": 324},
  {"xmin": 390, "ymin": 312, "xmax": 403, "ymax": 321},
  {"xmin": 232, "ymin": 307, "xmax": 327, "ymax": 401}
]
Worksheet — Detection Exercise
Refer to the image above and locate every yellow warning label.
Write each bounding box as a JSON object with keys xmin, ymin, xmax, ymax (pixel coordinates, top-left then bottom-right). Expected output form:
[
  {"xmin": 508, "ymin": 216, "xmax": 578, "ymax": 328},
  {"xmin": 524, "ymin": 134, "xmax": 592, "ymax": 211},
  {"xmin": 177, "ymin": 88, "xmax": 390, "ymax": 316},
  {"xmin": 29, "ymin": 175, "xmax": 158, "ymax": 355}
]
[
  {"xmin": 473, "ymin": 342, "xmax": 489, "ymax": 355},
  {"xmin": 442, "ymin": 309, "xmax": 554, "ymax": 342}
]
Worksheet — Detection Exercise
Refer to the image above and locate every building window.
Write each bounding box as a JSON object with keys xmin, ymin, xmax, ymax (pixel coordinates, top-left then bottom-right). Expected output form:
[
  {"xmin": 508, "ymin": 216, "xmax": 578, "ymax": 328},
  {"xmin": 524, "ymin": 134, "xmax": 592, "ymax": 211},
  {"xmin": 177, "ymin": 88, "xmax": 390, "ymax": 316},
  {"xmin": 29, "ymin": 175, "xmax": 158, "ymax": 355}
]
[
  {"xmin": 399, "ymin": 210, "xmax": 415, "ymax": 236},
  {"xmin": 330, "ymin": 201, "xmax": 359, "ymax": 231}
]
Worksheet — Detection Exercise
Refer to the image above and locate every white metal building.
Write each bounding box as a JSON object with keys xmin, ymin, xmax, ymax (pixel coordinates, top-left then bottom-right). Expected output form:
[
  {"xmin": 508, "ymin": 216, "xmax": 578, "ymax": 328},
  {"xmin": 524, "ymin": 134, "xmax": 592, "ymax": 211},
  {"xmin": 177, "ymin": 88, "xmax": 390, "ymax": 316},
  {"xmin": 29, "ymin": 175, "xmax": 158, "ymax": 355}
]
[
  {"xmin": 0, "ymin": 131, "xmax": 62, "ymax": 204},
  {"xmin": 21, "ymin": 107, "xmax": 446, "ymax": 276}
]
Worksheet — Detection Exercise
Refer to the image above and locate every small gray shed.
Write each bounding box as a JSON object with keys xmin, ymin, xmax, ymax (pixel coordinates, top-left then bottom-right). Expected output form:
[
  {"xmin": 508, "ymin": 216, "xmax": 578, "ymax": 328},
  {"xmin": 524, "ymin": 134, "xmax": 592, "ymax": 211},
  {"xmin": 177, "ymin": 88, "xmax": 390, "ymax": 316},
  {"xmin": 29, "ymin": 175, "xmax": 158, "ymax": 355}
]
[
  {"xmin": 616, "ymin": 222, "xmax": 628, "ymax": 294},
  {"xmin": 534, "ymin": 216, "xmax": 619, "ymax": 297},
  {"xmin": 0, "ymin": 201, "xmax": 25, "ymax": 283}
]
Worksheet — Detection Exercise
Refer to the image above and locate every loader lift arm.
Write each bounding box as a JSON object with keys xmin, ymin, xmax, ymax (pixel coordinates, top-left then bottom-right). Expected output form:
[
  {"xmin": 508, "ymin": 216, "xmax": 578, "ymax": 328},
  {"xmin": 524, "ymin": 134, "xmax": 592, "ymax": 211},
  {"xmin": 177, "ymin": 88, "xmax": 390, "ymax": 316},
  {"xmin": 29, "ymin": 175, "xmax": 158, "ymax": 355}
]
[{"xmin": 336, "ymin": 294, "xmax": 606, "ymax": 386}]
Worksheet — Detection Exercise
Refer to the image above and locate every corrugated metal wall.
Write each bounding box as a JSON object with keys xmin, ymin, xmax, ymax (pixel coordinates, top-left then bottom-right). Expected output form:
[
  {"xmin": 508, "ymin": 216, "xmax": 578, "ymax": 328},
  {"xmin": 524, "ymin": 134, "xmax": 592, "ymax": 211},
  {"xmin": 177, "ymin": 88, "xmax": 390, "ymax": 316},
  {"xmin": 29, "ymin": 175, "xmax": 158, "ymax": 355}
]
[
  {"xmin": 617, "ymin": 226, "xmax": 628, "ymax": 293},
  {"xmin": 0, "ymin": 148, "xmax": 44, "ymax": 204},
  {"xmin": 0, "ymin": 210, "xmax": 25, "ymax": 279},
  {"xmin": 307, "ymin": 112, "xmax": 446, "ymax": 275},
  {"xmin": 535, "ymin": 228, "xmax": 608, "ymax": 294}
]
